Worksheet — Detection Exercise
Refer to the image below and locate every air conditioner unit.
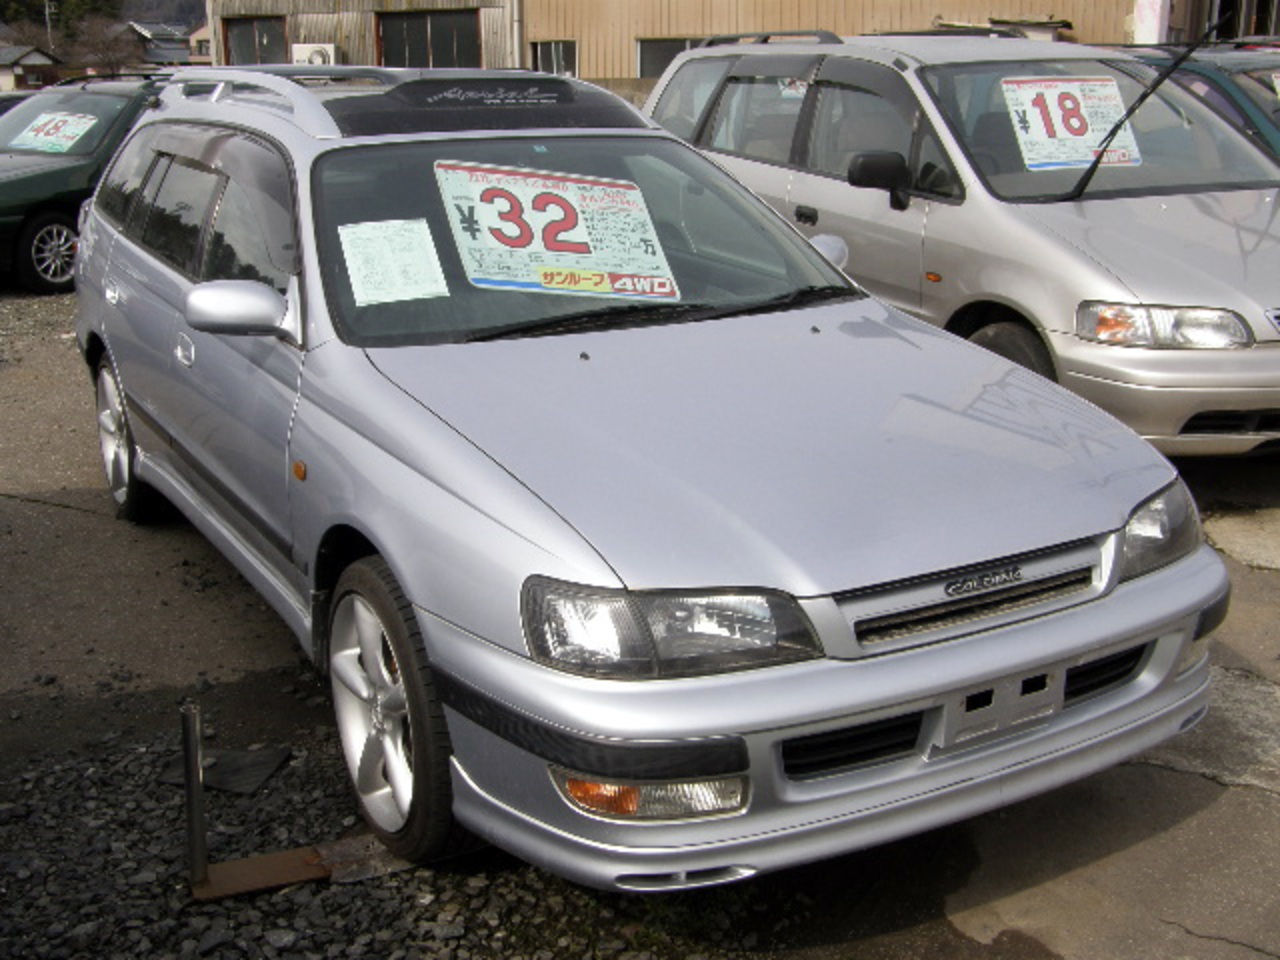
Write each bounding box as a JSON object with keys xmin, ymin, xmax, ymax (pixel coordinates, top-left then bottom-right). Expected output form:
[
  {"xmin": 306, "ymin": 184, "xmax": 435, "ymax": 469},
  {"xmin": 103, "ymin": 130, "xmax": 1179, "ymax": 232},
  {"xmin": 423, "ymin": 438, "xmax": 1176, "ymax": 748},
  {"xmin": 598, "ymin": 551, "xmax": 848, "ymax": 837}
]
[{"xmin": 292, "ymin": 43, "xmax": 336, "ymax": 66}]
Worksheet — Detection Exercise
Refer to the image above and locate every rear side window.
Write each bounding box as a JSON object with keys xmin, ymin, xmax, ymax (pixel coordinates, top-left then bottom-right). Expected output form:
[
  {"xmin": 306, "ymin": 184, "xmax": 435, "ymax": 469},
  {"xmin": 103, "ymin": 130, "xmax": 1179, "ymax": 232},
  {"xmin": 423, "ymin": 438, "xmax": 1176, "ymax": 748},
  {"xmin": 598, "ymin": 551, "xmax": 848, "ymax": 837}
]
[
  {"xmin": 97, "ymin": 126, "xmax": 162, "ymax": 227},
  {"xmin": 650, "ymin": 58, "xmax": 732, "ymax": 140},
  {"xmin": 707, "ymin": 75, "xmax": 807, "ymax": 163}
]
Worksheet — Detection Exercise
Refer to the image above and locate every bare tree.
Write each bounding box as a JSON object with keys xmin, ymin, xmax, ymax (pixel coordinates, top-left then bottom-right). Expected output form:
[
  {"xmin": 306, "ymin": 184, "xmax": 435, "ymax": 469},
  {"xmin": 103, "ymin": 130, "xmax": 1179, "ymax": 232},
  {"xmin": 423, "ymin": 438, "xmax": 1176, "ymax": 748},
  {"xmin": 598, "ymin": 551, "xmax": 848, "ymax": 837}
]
[{"xmin": 69, "ymin": 16, "xmax": 146, "ymax": 74}]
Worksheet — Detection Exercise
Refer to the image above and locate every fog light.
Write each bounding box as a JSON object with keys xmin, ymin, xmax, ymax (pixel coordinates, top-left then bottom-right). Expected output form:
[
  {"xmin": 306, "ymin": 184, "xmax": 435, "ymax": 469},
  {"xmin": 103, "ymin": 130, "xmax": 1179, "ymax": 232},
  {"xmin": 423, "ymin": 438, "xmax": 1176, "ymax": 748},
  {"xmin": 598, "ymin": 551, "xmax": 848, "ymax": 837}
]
[{"xmin": 552, "ymin": 768, "xmax": 748, "ymax": 820}]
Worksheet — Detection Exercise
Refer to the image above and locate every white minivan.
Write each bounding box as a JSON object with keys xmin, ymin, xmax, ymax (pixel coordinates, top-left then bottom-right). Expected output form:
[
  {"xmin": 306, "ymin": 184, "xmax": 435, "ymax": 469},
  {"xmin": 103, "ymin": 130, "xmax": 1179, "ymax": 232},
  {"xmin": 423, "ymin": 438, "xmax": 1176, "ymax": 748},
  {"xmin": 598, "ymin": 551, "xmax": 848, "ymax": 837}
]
[{"xmin": 646, "ymin": 33, "xmax": 1280, "ymax": 456}]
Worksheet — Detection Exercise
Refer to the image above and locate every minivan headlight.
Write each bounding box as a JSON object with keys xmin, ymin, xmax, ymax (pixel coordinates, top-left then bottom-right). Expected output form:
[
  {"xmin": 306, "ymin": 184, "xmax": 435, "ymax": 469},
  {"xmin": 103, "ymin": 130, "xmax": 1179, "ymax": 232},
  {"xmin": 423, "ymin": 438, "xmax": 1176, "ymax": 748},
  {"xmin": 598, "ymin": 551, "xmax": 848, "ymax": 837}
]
[
  {"xmin": 522, "ymin": 577, "xmax": 822, "ymax": 678},
  {"xmin": 1118, "ymin": 481, "xmax": 1203, "ymax": 582},
  {"xmin": 1077, "ymin": 303, "xmax": 1252, "ymax": 348}
]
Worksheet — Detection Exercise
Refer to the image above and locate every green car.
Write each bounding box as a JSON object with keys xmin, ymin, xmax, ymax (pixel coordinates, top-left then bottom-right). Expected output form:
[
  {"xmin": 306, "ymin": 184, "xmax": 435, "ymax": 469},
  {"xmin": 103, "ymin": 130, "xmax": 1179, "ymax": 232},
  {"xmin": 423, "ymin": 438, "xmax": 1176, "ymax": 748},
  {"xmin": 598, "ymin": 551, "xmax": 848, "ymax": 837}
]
[{"xmin": 0, "ymin": 77, "xmax": 161, "ymax": 293}]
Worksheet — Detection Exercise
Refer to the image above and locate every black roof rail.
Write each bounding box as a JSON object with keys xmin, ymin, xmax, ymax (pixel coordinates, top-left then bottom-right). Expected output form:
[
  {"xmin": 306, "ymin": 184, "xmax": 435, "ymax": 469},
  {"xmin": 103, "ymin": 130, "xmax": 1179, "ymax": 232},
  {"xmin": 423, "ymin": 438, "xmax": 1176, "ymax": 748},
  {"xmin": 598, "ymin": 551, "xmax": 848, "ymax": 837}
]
[
  {"xmin": 700, "ymin": 30, "xmax": 842, "ymax": 47},
  {"xmin": 53, "ymin": 71, "xmax": 169, "ymax": 87}
]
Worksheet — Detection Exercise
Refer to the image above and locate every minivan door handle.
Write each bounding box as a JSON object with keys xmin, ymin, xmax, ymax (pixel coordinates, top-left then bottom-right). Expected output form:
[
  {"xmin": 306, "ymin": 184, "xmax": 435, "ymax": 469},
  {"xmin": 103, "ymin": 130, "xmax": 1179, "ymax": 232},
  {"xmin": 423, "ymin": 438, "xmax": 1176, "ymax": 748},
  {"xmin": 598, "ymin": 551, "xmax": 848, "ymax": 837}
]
[
  {"xmin": 175, "ymin": 332, "xmax": 195, "ymax": 368},
  {"xmin": 795, "ymin": 205, "xmax": 819, "ymax": 226},
  {"xmin": 104, "ymin": 281, "xmax": 119, "ymax": 305}
]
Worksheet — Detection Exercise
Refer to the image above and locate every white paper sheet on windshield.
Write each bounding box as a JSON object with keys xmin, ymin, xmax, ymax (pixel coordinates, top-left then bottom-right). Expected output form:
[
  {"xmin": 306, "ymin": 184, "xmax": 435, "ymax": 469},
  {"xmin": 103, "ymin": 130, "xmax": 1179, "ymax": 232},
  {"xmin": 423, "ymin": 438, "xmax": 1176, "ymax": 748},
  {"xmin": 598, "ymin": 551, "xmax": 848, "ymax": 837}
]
[
  {"xmin": 9, "ymin": 112, "xmax": 99, "ymax": 153},
  {"xmin": 435, "ymin": 161, "xmax": 680, "ymax": 301},
  {"xmin": 338, "ymin": 219, "xmax": 449, "ymax": 306},
  {"xmin": 1000, "ymin": 77, "xmax": 1141, "ymax": 170}
]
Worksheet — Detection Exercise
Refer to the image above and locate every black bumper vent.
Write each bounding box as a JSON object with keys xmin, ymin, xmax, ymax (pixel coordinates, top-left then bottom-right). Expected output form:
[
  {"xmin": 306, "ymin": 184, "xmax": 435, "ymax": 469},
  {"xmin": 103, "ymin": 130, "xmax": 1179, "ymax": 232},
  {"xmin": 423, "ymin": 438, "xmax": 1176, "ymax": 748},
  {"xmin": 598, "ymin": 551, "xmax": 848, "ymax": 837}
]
[
  {"xmin": 1181, "ymin": 410, "xmax": 1280, "ymax": 435},
  {"xmin": 1064, "ymin": 644, "xmax": 1148, "ymax": 704},
  {"xmin": 782, "ymin": 712, "xmax": 924, "ymax": 780}
]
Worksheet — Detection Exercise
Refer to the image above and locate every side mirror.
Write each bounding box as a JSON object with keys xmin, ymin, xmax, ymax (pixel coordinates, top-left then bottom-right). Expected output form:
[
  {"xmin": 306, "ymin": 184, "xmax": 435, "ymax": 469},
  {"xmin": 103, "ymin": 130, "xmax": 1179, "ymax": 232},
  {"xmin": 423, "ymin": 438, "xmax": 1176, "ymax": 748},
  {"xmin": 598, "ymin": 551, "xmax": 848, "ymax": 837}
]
[
  {"xmin": 809, "ymin": 233, "xmax": 849, "ymax": 270},
  {"xmin": 185, "ymin": 280, "xmax": 289, "ymax": 338},
  {"xmin": 848, "ymin": 151, "xmax": 911, "ymax": 211}
]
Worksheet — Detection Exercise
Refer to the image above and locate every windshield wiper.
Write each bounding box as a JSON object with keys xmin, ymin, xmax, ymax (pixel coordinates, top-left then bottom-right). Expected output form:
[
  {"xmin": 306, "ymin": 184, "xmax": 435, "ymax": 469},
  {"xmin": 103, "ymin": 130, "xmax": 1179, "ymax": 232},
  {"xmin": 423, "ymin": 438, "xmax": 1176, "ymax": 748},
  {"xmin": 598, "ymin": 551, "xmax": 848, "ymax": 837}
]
[
  {"xmin": 698, "ymin": 284, "xmax": 864, "ymax": 319},
  {"xmin": 1057, "ymin": 12, "xmax": 1231, "ymax": 203},
  {"xmin": 462, "ymin": 300, "xmax": 716, "ymax": 342}
]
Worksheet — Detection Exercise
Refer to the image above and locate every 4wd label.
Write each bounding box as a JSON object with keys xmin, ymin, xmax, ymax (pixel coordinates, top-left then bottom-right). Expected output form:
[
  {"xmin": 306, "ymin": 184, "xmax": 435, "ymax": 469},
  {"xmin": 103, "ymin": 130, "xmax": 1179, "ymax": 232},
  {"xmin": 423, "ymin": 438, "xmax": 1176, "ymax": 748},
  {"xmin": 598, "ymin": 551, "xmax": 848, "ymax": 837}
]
[{"xmin": 435, "ymin": 161, "xmax": 680, "ymax": 300}]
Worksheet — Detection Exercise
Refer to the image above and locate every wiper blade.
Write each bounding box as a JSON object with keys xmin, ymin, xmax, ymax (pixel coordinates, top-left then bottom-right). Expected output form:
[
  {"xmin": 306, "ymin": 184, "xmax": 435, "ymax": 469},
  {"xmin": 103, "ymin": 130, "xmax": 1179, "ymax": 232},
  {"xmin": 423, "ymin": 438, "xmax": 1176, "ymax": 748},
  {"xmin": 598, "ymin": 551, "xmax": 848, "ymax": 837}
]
[
  {"xmin": 705, "ymin": 284, "xmax": 864, "ymax": 318},
  {"xmin": 463, "ymin": 300, "xmax": 713, "ymax": 342},
  {"xmin": 1057, "ymin": 12, "xmax": 1231, "ymax": 203}
]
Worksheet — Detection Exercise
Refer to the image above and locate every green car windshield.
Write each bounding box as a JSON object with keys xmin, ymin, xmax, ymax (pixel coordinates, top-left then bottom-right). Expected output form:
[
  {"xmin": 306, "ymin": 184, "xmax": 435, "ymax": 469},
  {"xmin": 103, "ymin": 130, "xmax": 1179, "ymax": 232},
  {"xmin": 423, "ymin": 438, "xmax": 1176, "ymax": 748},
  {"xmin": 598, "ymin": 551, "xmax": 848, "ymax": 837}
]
[
  {"xmin": 313, "ymin": 135, "xmax": 853, "ymax": 346},
  {"xmin": 0, "ymin": 90, "xmax": 128, "ymax": 156},
  {"xmin": 923, "ymin": 58, "xmax": 1280, "ymax": 202}
]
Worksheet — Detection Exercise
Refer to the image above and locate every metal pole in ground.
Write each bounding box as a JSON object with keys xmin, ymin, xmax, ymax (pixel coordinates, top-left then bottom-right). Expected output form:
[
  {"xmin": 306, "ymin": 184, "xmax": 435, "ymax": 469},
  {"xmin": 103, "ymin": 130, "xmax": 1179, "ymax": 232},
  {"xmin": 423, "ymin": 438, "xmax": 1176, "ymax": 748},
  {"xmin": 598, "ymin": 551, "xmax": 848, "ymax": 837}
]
[{"xmin": 182, "ymin": 700, "xmax": 208, "ymax": 889}]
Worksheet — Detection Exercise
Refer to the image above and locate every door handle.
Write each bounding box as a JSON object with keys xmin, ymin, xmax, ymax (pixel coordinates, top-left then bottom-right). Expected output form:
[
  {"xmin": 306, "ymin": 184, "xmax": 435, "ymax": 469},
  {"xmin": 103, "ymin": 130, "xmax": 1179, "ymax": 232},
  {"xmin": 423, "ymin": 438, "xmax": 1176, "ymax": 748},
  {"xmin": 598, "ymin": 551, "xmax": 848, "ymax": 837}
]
[
  {"xmin": 104, "ymin": 281, "xmax": 119, "ymax": 305},
  {"xmin": 175, "ymin": 332, "xmax": 194, "ymax": 368},
  {"xmin": 795, "ymin": 205, "xmax": 819, "ymax": 226}
]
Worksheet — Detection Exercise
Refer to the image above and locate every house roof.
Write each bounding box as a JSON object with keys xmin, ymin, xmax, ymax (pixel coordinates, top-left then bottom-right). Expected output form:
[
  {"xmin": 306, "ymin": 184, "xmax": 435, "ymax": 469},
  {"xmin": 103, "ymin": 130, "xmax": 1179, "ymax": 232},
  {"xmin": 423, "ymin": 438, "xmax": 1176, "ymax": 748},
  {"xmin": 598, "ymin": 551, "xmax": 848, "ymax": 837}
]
[{"xmin": 0, "ymin": 45, "xmax": 61, "ymax": 66}]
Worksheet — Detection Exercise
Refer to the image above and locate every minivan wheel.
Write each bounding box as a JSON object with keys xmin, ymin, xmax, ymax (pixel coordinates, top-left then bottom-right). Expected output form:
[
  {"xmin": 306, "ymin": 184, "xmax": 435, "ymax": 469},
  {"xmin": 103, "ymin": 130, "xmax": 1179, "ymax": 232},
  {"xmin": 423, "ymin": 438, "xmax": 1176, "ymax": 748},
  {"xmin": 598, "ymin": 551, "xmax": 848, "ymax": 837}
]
[
  {"xmin": 969, "ymin": 321, "xmax": 1055, "ymax": 380},
  {"xmin": 17, "ymin": 212, "xmax": 77, "ymax": 293},
  {"xmin": 95, "ymin": 356, "xmax": 160, "ymax": 522},
  {"xmin": 328, "ymin": 556, "xmax": 468, "ymax": 861}
]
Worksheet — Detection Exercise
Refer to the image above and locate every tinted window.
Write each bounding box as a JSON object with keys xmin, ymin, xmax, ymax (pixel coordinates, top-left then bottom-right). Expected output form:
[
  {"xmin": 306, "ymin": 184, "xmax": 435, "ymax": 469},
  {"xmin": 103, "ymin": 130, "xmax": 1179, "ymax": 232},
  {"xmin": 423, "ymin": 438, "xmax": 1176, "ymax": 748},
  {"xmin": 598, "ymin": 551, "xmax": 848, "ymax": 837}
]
[
  {"xmin": 97, "ymin": 126, "xmax": 161, "ymax": 227},
  {"xmin": 651, "ymin": 58, "xmax": 732, "ymax": 140},
  {"xmin": 138, "ymin": 159, "xmax": 221, "ymax": 275}
]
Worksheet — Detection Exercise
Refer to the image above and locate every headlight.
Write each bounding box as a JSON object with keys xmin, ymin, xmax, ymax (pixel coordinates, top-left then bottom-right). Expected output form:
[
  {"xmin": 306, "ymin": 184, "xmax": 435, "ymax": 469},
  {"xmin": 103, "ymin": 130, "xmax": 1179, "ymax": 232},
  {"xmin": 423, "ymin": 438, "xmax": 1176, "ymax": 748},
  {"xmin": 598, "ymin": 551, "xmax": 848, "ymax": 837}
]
[
  {"xmin": 1077, "ymin": 302, "xmax": 1252, "ymax": 348},
  {"xmin": 522, "ymin": 577, "xmax": 822, "ymax": 678},
  {"xmin": 1118, "ymin": 481, "xmax": 1203, "ymax": 582}
]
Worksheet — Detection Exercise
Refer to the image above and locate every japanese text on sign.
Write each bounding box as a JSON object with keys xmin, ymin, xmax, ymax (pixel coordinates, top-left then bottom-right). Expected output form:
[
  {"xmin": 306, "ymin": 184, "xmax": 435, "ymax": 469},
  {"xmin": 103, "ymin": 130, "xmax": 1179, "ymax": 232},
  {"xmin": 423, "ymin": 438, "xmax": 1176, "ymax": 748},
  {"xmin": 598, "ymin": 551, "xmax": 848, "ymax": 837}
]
[
  {"xmin": 435, "ymin": 161, "xmax": 680, "ymax": 301},
  {"xmin": 1000, "ymin": 77, "xmax": 1141, "ymax": 170},
  {"xmin": 9, "ymin": 113, "xmax": 100, "ymax": 154}
]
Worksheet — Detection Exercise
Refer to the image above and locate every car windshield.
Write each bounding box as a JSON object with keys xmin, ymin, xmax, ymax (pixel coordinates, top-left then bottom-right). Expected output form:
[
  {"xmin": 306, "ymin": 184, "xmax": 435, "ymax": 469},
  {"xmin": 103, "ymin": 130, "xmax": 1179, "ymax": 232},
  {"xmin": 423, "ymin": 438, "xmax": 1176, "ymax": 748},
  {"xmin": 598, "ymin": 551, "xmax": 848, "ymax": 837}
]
[
  {"xmin": 922, "ymin": 58, "xmax": 1280, "ymax": 201},
  {"xmin": 0, "ymin": 90, "xmax": 129, "ymax": 156},
  {"xmin": 1230, "ymin": 66, "xmax": 1280, "ymax": 114},
  {"xmin": 313, "ymin": 135, "xmax": 853, "ymax": 346}
]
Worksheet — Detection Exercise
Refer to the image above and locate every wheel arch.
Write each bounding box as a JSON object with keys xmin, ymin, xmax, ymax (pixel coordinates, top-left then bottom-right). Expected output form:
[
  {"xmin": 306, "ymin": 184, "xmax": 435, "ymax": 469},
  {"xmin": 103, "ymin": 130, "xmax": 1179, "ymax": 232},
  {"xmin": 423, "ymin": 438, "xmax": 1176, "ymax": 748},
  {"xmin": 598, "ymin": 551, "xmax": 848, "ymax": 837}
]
[
  {"xmin": 945, "ymin": 299, "xmax": 1038, "ymax": 340},
  {"xmin": 81, "ymin": 330, "xmax": 107, "ymax": 380},
  {"xmin": 309, "ymin": 523, "xmax": 381, "ymax": 673}
]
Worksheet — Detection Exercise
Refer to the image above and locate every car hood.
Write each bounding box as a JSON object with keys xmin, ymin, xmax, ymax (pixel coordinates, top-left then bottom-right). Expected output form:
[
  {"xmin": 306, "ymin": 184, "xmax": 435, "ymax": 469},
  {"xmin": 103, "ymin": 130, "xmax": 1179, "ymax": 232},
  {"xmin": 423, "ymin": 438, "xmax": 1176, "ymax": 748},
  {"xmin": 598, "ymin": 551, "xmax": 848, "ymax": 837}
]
[
  {"xmin": 0, "ymin": 151, "xmax": 83, "ymax": 180},
  {"xmin": 367, "ymin": 302, "xmax": 1172, "ymax": 595},
  {"xmin": 1023, "ymin": 188, "xmax": 1280, "ymax": 338}
]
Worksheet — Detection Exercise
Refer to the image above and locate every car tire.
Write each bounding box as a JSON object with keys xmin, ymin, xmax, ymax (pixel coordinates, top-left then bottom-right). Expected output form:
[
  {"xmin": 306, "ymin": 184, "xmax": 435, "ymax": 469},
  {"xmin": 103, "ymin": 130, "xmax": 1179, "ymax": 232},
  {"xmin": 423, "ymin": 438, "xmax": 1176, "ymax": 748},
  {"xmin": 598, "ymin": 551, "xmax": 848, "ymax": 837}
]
[
  {"xmin": 329, "ymin": 556, "xmax": 470, "ymax": 861},
  {"xmin": 17, "ymin": 212, "xmax": 78, "ymax": 294},
  {"xmin": 969, "ymin": 321, "xmax": 1055, "ymax": 380},
  {"xmin": 95, "ymin": 356, "xmax": 161, "ymax": 523}
]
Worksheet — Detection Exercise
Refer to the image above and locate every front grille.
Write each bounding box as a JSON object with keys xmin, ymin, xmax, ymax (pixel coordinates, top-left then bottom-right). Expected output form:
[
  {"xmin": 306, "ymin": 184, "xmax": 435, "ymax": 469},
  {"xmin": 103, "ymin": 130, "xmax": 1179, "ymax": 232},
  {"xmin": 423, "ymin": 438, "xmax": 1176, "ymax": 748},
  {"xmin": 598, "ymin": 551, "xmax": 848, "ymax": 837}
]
[
  {"xmin": 1064, "ymin": 644, "xmax": 1148, "ymax": 704},
  {"xmin": 782, "ymin": 712, "xmax": 924, "ymax": 779},
  {"xmin": 1181, "ymin": 410, "xmax": 1280, "ymax": 435},
  {"xmin": 853, "ymin": 568, "xmax": 1093, "ymax": 646}
]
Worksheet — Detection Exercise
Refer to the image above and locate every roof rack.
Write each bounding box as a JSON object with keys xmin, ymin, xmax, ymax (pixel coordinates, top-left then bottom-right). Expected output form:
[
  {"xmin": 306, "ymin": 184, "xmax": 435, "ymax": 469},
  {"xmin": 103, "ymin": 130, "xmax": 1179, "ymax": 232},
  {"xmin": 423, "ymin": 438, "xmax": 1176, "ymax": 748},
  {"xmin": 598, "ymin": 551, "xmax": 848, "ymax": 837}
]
[
  {"xmin": 700, "ymin": 30, "xmax": 842, "ymax": 47},
  {"xmin": 164, "ymin": 67, "xmax": 406, "ymax": 138}
]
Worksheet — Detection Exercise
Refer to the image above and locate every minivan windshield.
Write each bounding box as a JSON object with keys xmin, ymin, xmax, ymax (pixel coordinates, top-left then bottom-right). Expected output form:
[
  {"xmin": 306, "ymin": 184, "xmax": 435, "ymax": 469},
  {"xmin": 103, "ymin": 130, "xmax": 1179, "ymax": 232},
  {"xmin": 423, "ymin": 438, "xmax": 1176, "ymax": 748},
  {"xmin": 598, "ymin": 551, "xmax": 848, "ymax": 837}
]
[
  {"xmin": 923, "ymin": 58, "xmax": 1280, "ymax": 201},
  {"xmin": 0, "ymin": 90, "xmax": 128, "ymax": 156},
  {"xmin": 314, "ymin": 135, "xmax": 854, "ymax": 346}
]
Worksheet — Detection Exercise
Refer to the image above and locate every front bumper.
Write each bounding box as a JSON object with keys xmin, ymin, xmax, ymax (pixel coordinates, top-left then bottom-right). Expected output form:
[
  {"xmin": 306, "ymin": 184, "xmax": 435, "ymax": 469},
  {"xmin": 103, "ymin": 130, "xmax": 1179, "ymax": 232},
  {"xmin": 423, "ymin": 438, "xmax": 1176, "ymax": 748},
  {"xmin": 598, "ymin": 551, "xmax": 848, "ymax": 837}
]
[
  {"xmin": 424, "ymin": 546, "xmax": 1228, "ymax": 891},
  {"xmin": 1049, "ymin": 331, "xmax": 1280, "ymax": 456}
]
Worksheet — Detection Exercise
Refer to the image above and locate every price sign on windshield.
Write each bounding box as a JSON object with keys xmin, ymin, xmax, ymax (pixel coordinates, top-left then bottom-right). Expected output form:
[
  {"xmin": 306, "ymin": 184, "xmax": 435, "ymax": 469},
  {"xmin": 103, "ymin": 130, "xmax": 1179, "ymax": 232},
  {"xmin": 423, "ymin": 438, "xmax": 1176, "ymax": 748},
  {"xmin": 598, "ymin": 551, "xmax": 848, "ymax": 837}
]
[
  {"xmin": 9, "ymin": 112, "xmax": 99, "ymax": 153},
  {"xmin": 435, "ymin": 161, "xmax": 680, "ymax": 301},
  {"xmin": 1000, "ymin": 77, "xmax": 1141, "ymax": 170}
]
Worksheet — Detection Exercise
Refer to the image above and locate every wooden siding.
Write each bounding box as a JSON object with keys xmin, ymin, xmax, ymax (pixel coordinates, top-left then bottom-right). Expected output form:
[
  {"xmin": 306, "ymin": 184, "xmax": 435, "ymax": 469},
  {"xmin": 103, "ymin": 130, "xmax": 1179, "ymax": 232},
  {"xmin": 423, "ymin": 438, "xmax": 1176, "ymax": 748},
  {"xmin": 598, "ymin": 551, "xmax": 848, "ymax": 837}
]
[{"xmin": 525, "ymin": 0, "xmax": 1181, "ymax": 81}]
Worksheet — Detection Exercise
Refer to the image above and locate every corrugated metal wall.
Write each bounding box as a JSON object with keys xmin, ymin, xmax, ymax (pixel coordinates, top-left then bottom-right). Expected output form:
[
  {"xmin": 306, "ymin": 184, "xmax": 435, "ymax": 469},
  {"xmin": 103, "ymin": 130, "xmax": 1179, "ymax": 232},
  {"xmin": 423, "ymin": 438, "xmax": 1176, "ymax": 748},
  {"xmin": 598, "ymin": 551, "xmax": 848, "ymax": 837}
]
[{"xmin": 525, "ymin": 0, "xmax": 1165, "ymax": 80}]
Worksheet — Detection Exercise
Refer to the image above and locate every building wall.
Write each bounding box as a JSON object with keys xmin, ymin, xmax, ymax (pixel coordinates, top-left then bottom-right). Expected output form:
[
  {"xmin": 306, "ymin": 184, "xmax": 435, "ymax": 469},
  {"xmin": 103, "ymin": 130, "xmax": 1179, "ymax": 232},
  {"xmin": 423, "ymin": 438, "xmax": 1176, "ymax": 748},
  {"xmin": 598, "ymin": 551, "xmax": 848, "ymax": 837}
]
[
  {"xmin": 209, "ymin": 0, "xmax": 516, "ymax": 68},
  {"xmin": 526, "ymin": 0, "xmax": 1196, "ymax": 82}
]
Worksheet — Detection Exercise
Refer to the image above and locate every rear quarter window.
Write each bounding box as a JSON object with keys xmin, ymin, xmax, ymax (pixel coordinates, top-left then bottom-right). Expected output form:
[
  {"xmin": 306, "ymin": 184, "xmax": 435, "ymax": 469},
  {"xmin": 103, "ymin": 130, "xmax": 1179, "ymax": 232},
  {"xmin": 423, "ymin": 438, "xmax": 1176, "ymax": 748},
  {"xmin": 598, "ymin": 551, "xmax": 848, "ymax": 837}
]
[{"xmin": 651, "ymin": 57, "xmax": 733, "ymax": 140}]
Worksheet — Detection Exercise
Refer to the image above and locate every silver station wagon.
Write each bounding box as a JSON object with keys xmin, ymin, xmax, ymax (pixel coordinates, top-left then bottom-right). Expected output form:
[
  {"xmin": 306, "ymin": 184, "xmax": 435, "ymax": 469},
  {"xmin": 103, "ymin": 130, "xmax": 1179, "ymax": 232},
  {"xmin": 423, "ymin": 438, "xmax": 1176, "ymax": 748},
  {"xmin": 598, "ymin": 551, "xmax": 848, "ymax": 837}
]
[
  {"xmin": 646, "ymin": 33, "xmax": 1280, "ymax": 456},
  {"xmin": 76, "ymin": 67, "xmax": 1229, "ymax": 892}
]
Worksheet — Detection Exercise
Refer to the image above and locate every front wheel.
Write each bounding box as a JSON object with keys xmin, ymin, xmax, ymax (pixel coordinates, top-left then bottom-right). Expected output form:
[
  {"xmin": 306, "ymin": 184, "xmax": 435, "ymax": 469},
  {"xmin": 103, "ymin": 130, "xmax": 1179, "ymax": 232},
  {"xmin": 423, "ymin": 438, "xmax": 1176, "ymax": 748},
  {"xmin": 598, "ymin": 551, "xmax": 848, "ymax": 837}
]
[
  {"xmin": 328, "ymin": 556, "xmax": 468, "ymax": 861},
  {"xmin": 17, "ymin": 212, "xmax": 77, "ymax": 293},
  {"xmin": 968, "ymin": 321, "xmax": 1056, "ymax": 380}
]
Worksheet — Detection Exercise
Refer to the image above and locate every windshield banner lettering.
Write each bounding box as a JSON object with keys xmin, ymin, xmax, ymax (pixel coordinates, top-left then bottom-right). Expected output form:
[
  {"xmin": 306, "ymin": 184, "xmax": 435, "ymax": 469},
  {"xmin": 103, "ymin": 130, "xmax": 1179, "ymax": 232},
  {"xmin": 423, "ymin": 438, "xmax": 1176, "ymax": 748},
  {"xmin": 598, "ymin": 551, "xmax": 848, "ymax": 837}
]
[
  {"xmin": 10, "ymin": 112, "xmax": 100, "ymax": 153},
  {"xmin": 435, "ymin": 161, "xmax": 680, "ymax": 301}
]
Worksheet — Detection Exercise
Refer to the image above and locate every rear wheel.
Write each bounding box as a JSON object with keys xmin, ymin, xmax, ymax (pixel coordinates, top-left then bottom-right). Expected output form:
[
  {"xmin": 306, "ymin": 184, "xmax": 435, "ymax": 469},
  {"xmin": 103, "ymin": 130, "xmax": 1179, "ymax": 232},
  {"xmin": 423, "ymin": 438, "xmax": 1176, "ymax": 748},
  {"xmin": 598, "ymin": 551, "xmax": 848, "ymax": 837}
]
[
  {"xmin": 969, "ymin": 321, "xmax": 1055, "ymax": 380},
  {"xmin": 95, "ymin": 356, "xmax": 160, "ymax": 522},
  {"xmin": 328, "ymin": 556, "xmax": 468, "ymax": 861},
  {"xmin": 17, "ymin": 212, "xmax": 77, "ymax": 293}
]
